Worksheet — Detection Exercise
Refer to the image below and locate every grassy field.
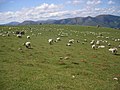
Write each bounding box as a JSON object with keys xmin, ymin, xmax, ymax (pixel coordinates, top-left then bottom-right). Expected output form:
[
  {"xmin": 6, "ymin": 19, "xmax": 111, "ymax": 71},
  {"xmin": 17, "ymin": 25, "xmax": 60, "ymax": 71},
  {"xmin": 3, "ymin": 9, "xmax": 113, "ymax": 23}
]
[{"xmin": 0, "ymin": 25, "xmax": 120, "ymax": 90}]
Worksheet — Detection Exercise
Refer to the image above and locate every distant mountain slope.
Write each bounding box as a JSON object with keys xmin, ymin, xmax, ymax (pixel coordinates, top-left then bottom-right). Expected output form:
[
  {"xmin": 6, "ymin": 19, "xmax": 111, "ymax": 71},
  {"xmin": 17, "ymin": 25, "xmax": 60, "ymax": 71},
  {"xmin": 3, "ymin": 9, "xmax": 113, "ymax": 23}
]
[
  {"xmin": 5, "ymin": 22, "xmax": 20, "ymax": 26},
  {"xmin": 18, "ymin": 20, "xmax": 38, "ymax": 25},
  {"xmin": 52, "ymin": 15, "xmax": 120, "ymax": 28},
  {"xmin": 4, "ymin": 14, "xmax": 120, "ymax": 28}
]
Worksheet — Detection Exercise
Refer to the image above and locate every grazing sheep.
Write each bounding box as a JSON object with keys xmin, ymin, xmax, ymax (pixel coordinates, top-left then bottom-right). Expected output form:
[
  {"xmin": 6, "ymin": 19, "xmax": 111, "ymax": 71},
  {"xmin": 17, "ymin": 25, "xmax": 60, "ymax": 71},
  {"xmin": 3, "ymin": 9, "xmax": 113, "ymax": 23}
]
[
  {"xmin": 109, "ymin": 48, "xmax": 118, "ymax": 55},
  {"xmin": 69, "ymin": 39, "xmax": 74, "ymax": 43},
  {"xmin": 98, "ymin": 45, "xmax": 105, "ymax": 48},
  {"xmin": 113, "ymin": 77, "xmax": 118, "ymax": 80},
  {"xmin": 92, "ymin": 45, "xmax": 96, "ymax": 49},
  {"xmin": 17, "ymin": 34, "xmax": 22, "ymax": 38},
  {"xmin": 56, "ymin": 37, "xmax": 61, "ymax": 41},
  {"xmin": 84, "ymin": 39, "xmax": 87, "ymax": 42},
  {"xmin": 106, "ymin": 37, "xmax": 109, "ymax": 39},
  {"xmin": 27, "ymin": 35, "xmax": 30, "ymax": 39},
  {"xmin": 96, "ymin": 40, "xmax": 100, "ymax": 45},
  {"xmin": 55, "ymin": 37, "xmax": 61, "ymax": 42},
  {"xmin": 66, "ymin": 43, "xmax": 71, "ymax": 46},
  {"xmin": 20, "ymin": 31, "xmax": 25, "ymax": 35},
  {"xmin": 90, "ymin": 40, "xmax": 95, "ymax": 45},
  {"xmin": 24, "ymin": 42, "xmax": 31, "ymax": 49},
  {"xmin": 7, "ymin": 33, "xmax": 10, "ymax": 36},
  {"xmin": 108, "ymin": 43, "xmax": 111, "ymax": 46},
  {"xmin": 77, "ymin": 40, "xmax": 80, "ymax": 43},
  {"xmin": 48, "ymin": 39, "xmax": 53, "ymax": 45},
  {"xmin": 118, "ymin": 45, "xmax": 120, "ymax": 48}
]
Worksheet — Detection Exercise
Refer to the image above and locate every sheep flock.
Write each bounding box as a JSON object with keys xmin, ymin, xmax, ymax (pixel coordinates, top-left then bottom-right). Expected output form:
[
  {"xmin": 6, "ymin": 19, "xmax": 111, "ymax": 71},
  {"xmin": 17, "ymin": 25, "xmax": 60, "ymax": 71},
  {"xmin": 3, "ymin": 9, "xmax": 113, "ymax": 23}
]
[{"xmin": 0, "ymin": 25, "xmax": 120, "ymax": 55}]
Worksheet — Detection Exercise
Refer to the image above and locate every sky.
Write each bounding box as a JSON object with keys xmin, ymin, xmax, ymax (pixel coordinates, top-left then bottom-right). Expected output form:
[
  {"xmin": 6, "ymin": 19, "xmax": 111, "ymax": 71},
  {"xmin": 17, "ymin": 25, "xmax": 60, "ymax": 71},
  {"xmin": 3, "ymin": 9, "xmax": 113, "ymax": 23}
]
[{"xmin": 0, "ymin": 0, "xmax": 120, "ymax": 24}]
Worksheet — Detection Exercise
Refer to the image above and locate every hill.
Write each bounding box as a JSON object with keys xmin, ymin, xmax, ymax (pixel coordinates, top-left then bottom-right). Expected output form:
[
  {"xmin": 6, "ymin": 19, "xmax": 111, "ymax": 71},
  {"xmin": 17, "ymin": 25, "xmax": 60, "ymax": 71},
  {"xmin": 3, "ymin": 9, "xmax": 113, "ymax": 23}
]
[
  {"xmin": 5, "ymin": 21, "xmax": 20, "ymax": 26},
  {"xmin": 4, "ymin": 14, "xmax": 120, "ymax": 28}
]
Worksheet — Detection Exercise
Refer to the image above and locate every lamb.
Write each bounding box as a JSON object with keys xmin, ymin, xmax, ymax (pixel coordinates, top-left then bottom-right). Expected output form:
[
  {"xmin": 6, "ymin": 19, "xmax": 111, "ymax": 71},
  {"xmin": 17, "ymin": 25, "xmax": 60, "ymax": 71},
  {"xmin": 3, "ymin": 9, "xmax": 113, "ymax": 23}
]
[
  {"xmin": 24, "ymin": 42, "xmax": 31, "ymax": 49},
  {"xmin": 77, "ymin": 40, "xmax": 80, "ymax": 43},
  {"xmin": 69, "ymin": 39, "xmax": 74, "ymax": 43},
  {"xmin": 55, "ymin": 37, "xmax": 61, "ymax": 42},
  {"xmin": 90, "ymin": 40, "xmax": 95, "ymax": 45},
  {"xmin": 96, "ymin": 40, "xmax": 100, "ymax": 45},
  {"xmin": 98, "ymin": 45, "xmax": 105, "ymax": 48},
  {"xmin": 48, "ymin": 39, "xmax": 53, "ymax": 45},
  {"xmin": 56, "ymin": 37, "xmax": 61, "ymax": 41},
  {"xmin": 84, "ymin": 39, "xmax": 87, "ymax": 42},
  {"xmin": 27, "ymin": 35, "xmax": 30, "ymax": 39},
  {"xmin": 118, "ymin": 45, "xmax": 120, "ymax": 48},
  {"xmin": 66, "ymin": 43, "xmax": 71, "ymax": 46},
  {"xmin": 17, "ymin": 34, "xmax": 22, "ymax": 38},
  {"xmin": 92, "ymin": 45, "xmax": 96, "ymax": 49},
  {"xmin": 108, "ymin": 43, "xmax": 111, "ymax": 46},
  {"xmin": 109, "ymin": 48, "xmax": 118, "ymax": 55}
]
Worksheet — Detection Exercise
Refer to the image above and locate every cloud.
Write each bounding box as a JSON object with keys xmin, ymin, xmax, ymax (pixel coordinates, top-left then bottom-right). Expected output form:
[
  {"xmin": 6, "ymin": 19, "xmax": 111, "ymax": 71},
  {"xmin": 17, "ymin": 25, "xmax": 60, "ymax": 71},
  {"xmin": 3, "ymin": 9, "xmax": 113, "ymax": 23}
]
[
  {"xmin": 108, "ymin": 0, "xmax": 115, "ymax": 5},
  {"xmin": 67, "ymin": 0, "xmax": 83, "ymax": 5},
  {"xmin": 0, "ymin": 2, "xmax": 120, "ymax": 24},
  {"xmin": 0, "ymin": 3, "xmax": 63, "ymax": 23},
  {"xmin": 86, "ymin": 0, "xmax": 101, "ymax": 5}
]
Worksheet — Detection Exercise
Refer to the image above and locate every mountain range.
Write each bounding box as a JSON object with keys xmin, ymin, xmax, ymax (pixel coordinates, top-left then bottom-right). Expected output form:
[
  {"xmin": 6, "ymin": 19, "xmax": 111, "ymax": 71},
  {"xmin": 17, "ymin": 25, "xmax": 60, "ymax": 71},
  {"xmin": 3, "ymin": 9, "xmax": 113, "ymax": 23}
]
[{"xmin": 4, "ymin": 14, "xmax": 120, "ymax": 28}]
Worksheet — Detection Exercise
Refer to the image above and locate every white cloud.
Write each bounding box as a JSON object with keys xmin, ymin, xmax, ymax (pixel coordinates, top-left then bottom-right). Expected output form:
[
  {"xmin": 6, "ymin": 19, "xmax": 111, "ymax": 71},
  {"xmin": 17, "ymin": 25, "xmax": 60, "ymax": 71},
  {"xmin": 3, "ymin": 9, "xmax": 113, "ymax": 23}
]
[
  {"xmin": 0, "ymin": 3, "xmax": 63, "ymax": 23},
  {"xmin": 67, "ymin": 0, "xmax": 83, "ymax": 5},
  {"xmin": 108, "ymin": 0, "xmax": 115, "ymax": 5},
  {"xmin": 86, "ymin": 0, "xmax": 101, "ymax": 5}
]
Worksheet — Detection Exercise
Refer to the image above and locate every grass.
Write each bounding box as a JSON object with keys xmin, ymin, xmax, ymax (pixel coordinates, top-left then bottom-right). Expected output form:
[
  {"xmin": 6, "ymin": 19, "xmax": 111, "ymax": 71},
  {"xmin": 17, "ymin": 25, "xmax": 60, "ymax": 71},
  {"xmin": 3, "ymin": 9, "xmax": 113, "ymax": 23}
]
[{"xmin": 0, "ymin": 25, "xmax": 120, "ymax": 90}]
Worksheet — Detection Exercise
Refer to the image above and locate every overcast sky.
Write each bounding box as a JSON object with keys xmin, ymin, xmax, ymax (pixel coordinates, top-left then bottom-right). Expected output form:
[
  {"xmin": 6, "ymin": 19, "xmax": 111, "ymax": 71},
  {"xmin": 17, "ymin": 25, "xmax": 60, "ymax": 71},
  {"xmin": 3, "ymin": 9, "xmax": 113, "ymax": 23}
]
[{"xmin": 0, "ymin": 0, "xmax": 120, "ymax": 24}]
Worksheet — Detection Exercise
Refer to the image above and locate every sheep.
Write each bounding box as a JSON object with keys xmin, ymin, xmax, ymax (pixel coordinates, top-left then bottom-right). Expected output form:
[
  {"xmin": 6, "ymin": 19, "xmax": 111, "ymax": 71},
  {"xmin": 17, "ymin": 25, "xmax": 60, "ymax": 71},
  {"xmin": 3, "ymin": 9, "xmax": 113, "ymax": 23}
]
[
  {"xmin": 24, "ymin": 42, "xmax": 31, "ymax": 49},
  {"xmin": 48, "ymin": 39, "xmax": 53, "ymax": 45},
  {"xmin": 96, "ymin": 40, "xmax": 100, "ymax": 45},
  {"xmin": 55, "ymin": 37, "xmax": 61, "ymax": 42},
  {"xmin": 77, "ymin": 40, "xmax": 80, "ymax": 43},
  {"xmin": 90, "ymin": 40, "xmax": 95, "ymax": 45},
  {"xmin": 109, "ymin": 48, "xmax": 118, "ymax": 55},
  {"xmin": 115, "ymin": 39, "xmax": 118, "ymax": 42},
  {"xmin": 56, "ymin": 37, "xmax": 61, "ymax": 41},
  {"xmin": 118, "ymin": 45, "xmax": 120, "ymax": 48},
  {"xmin": 84, "ymin": 39, "xmax": 87, "ymax": 42},
  {"xmin": 92, "ymin": 45, "xmax": 96, "ymax": 49},
  {"xmin": 7, "ymin": 33, "xmax": 10, "ymax": 36},
  {"xmin": 108, "ymin": 43, "xmax": 111, "ymax": 46},
  {"xmin": 69, "ymin": 39, "xmax": 74, "ymax": 43},
  {"xmin": 106, "ymin": 37, "xmax": 109, "ymax": 39},
  {"xmin": 17, "ymin": 34, "xmax": 22, "ymax": 38},
  {"xmin": 98, "ymin": 45, "xmax": 105, "ymax": 48},
  {"xmin": 27, "ymin": 35, "xmax": 30, "ymax": 39},
  {"xmin": 66, "ymin": 43, "xmax": 71, "ymax": 46},
  {"xmin": 20, "ymin": 31, "xmax": 25, "ymax": 35}
]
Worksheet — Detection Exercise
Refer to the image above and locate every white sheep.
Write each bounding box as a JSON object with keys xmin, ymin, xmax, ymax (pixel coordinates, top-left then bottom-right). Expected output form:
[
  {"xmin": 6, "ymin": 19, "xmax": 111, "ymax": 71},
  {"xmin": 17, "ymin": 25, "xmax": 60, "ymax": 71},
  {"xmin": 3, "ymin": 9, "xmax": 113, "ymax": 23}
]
[
  {"xmin": 90, "ymin": 40, "xmax": 95, "ymax": 45},
  {"xmin": 108, "ymin": 43, "xmax": 111, "ymax": 46},
  {"xmin": 92, "ymin": 45, "xmax": 96, "ymax": 49},
  {"xmin": 27, "ymin": 35, "xmax": 30, "ymax": 39},
  {"xmin": 96, "ymin": 40, "xmax": 100, "ymax": 45},
  {"xmin": 106, "ymin": 37, "xmax": 109, "ymax": 39},
  {"xmin": 66, "ymin": 43, "xmax": 71, "ymax": 46},
  {"xmin": 118, "ymin": 45, "xmax": 120, "ymax": 48},
  {"xmin": 17, "ymin": 34, "xmax": 22, "ymax": 38},
  {"xmin": 84, "ymin": 39, "xmax": 87, "ymax": 42},
  {"xmin": 56, "ymin": 37, "xmax": 61, "ymax": 41},
  {"xmin": 98, "ymin": 45, "xmax": 105, "ymax": 48},
  {"xmin": 69, "ymin": 39, "xmax": 74, "ymax": 43},
  {"xmin": 109, "ymin": 48, "xmax": 118, "ymax": 55},
  {"xmin": 48, "ymin": 39, "xmax": 53, "ymax": 45},
  {"xmin": 24, "ymin": 42, "xmax": 31, "ymax": 48}
]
